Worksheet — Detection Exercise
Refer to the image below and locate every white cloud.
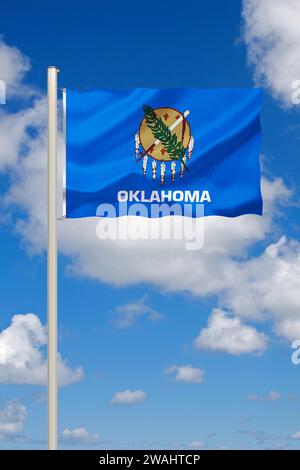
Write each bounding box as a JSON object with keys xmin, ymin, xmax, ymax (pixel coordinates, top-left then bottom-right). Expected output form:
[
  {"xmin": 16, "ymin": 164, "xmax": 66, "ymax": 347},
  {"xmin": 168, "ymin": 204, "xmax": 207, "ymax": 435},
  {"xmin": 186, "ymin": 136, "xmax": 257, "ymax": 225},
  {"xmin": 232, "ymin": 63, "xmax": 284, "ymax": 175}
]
[
  {"xmin": 291, "ymin": 431, "xmax": 300, "ymax": 440},
  {"xmin": 242, "ymin": 0, "xmax": 300, "ymax": 106},
  {"xmin": 165, "ymin": 365, "xmax": 205, "ymax": 384},
  {"xmin": 5, "ymin": 135, "xmax": 295, "ymax": 346},
  {"xmin": 57, "ymin": 176, "xmax": 289, "ymax": 293},
  {"xmin": 220, "ymin": 237, "xmax": 300, "ymax": 340},
  {"xmin": 0, "ymin": 97, "xmax": 46, "ymax": 172},
  {"xmin": 110, "ymin": 389, "xmax": 147, "ymax": 406},
  {"xmin": 195, "ymin": 309, "xmax": 268, "ymax": 355},
  {"xmin": 62, "ymin": 427, "xmax": 99, "ymax": 445},
  {"xmin": 0, "ymin": 400, "xmax": 27, "ymax": 440},
  {"xmin": 248, "ymin": 391, "xmax": 281, "ymax": 401},
  {"xmin": 111, "ymin": 295, "xmax": 162, "ymax": 328},
  {"xmin": 0, "ymin": 314, "xmax": 83, "ymax": 386},
  {"xmin": 275, "ymin": 318, "xmax": 300, "ymax": 343}
]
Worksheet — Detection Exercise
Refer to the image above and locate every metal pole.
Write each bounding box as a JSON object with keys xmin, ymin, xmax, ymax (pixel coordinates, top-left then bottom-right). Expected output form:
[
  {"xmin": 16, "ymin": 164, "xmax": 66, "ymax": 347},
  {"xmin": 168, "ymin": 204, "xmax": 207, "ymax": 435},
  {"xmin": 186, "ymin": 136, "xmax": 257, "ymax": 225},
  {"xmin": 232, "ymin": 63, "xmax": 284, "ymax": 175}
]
[{"xmin": 47, "ymin": 66, "xmax": 58, "ymax": 450}]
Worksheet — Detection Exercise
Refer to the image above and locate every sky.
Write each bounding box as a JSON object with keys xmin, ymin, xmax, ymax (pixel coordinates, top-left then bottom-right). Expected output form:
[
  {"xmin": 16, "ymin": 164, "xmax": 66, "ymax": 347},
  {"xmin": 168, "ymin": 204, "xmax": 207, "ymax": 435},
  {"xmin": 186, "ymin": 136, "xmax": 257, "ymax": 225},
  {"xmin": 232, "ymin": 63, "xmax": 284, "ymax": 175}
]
[{"xmin": 0, "ymin": 0, "xmax": 300, "ymax": 450}]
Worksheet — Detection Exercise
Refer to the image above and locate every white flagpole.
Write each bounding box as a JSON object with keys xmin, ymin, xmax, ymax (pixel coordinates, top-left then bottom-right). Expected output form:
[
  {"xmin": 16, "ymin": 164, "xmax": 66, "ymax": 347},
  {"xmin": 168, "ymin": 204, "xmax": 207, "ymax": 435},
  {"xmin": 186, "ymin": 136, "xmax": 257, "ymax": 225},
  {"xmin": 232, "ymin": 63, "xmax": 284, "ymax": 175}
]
[{"xmin": 47, "ymin": 66, "xmax": 58, "ymax": 450}]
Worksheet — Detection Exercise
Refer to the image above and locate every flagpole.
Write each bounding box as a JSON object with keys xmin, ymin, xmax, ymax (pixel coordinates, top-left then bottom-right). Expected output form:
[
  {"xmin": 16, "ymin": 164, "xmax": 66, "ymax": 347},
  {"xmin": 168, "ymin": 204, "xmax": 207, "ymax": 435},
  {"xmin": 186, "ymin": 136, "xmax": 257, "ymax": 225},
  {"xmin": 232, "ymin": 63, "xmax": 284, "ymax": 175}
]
[{"xmin": 47, "ymin": 66, "xmax": 58, "ymax": 450}]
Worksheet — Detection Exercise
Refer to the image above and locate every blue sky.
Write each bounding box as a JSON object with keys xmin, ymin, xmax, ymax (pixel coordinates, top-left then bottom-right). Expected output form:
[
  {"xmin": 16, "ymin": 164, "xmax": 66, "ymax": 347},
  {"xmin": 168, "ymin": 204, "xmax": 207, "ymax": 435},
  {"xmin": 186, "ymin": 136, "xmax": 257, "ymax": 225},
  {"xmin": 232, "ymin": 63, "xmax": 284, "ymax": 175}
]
[{"xmin": 0, "ymin": 0, "xmax": 300, "ymax": 450}]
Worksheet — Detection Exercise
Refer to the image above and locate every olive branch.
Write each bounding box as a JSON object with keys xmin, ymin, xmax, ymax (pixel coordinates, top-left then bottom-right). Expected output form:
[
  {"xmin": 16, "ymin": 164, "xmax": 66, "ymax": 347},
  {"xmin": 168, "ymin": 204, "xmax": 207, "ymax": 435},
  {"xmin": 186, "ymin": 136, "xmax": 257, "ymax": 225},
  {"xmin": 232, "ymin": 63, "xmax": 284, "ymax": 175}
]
[{"xmin": 143, "ymin": 105, "xmax": 188, "ymax": 169}]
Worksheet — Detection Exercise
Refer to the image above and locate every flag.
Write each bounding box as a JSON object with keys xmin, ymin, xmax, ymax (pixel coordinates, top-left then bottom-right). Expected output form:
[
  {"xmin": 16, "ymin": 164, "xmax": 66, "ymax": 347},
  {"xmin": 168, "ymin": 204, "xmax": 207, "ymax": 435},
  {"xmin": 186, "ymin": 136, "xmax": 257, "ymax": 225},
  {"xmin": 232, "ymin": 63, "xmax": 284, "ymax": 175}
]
[{"xmin": 65, "ymin": 88, "xmax": 263, "ymax": 218}]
